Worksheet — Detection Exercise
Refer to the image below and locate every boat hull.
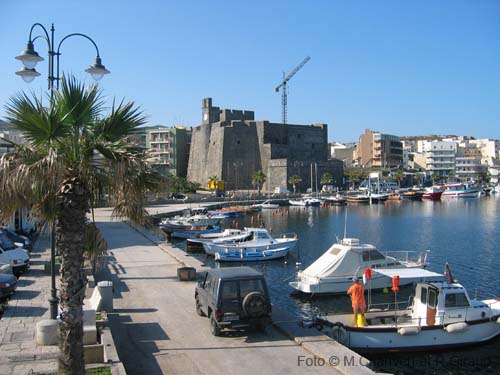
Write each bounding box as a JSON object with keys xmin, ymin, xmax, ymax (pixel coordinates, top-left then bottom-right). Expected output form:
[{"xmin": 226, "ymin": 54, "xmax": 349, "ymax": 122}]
[
  {"xmin": 422, "ymin": 191, "xmax": 443, "ymax": 200},
  {"xmin": 324, "ymin": 319, "xmax": 500, "ymax": 352},
  {"xmin": 214, "ymin": 246, "xmax": 290, "ymax": 262},
  {"xmin": 203, "ymin": 238, "xmax": 298, "ymax": 255},
  {"xmin": 442, "ymin": 190, "xmax": 480, "ymax": 198},
  {"xmin": 290, "ymin": 272, "xmax": 417, "ymax": 294}
]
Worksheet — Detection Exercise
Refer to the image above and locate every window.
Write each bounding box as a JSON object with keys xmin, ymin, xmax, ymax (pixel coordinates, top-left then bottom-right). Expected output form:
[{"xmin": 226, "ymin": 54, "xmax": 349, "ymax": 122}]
[
  {"xmin": 329, "ymin": 248, "xmax": 341, "ymax": 256},
  {"xmin": 445, "ymin": 293, "xmax": 469, "ymax": 308},
  {"xmin": 362, "ymin": 250, "xmax": 386, "ymax": 261},
  {"xmin": 240, "ymin": 279, "xmax": 265, "ymax": 298},
  {"xmin": 221, "ymin": 281, "xmax": 238, "ymax": 300},
  {"xmin": 421, "ymin": 286, "xmax": 427, "ymax": 304},
  {"xmin": 257, "ymin": 232, "xmax": 270, "ymax": 240},
  {"xmin": 428, "ymin": 288, "xmax": 438, "ymax": 308}
]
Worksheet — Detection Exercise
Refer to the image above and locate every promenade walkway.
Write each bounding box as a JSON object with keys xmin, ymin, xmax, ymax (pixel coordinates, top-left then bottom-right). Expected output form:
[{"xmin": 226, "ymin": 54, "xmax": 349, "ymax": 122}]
[
  {"xmin": 0, "ymin": 234, "xmax": 59, "ymax": 375},
  {"xmin": 93, "ymin": 209, "xmax": 348, "ymax": 375}
]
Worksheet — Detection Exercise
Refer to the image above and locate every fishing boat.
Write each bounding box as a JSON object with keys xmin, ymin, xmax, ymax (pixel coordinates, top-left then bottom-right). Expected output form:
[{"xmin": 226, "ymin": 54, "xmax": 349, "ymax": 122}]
[
  {"xmin": 422, "ymin": 186, "xmax": 443, "ymax": 201},
  {"xmin": 159, "ymin": 214, "xmax": 222, "ymax": 230},
  {"xmin": 400, "ymin": 189, "xmax": 424, "ymax": 201},
  {"xmin": 289, "ymin": 197, "xmax": 321, "ymax": 207},
  {"xmin": 345, "ymin": 194, "xmax": 370, "ymax": 204},
  {"xmin": 170, "ymin": 226, "xmax": 222, "ymax": 239},
  {"xmin": 289, "ymin": 238, "xmax": 428, "ymax": 294},
  {"xmin": 316, "ymin": 267, "xmax": 500, "ymax": 352},
  {"xmin": 202, "ymin": 228, "xmax": 298, "ymax": 256},
  {"xmin": 214, "ymin": 246, "xmax": 291, "ymax": 262},
  {"xmin": 186, "ymin": 228, "xmax": 245, "ymax": 249},
  {"xmin": 370, "ymin": 193, "xmax": 390, "ymax": 203},
  {"xmin": 253, "ymin": 200, "xmax": 280, "ymax": 209},
  {"xmin": 442, "ymin": 184, "xmax": 481, "ymax": 198},
  {"xmin": 323, "ymin": 194, "xmax": 347, "ymax": 206}
]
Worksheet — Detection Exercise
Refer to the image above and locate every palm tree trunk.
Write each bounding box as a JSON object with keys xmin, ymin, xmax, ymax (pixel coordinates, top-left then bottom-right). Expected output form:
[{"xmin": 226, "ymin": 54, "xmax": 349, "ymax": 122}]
[{"xmin": 56, "ymin": 177, "xmax": 89, "ymax": 375}]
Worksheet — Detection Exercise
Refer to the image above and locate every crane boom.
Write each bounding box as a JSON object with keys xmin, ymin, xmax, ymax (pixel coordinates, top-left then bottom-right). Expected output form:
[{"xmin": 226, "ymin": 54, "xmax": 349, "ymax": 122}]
[{"xmin": 275, "ymin": 56, "xmax": 310, "ymax": 124}]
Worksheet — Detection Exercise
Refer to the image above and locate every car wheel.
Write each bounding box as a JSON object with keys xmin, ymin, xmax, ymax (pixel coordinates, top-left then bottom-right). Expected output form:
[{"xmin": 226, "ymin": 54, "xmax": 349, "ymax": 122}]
[
  {"xmin": 242, "ymin": 292, "xmax": 269, "ymax": 318},
  {"xmin": 195, "ymin": 297, "xmax": 206, "ymax": 317},
  {"xmin": 210, "ymin": 315, "xmax": 222, "ymax": 336}
]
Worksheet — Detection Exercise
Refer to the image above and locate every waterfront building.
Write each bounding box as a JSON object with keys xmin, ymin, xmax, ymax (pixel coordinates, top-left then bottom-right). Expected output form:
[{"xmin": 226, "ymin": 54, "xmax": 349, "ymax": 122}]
[
  {"xmin": 355, "ymin": 129, "xmax": 403, "ymax": 168},
  {"xmin": 330, "ymin": 142, "xmax": 356, "ymax": 167},
  {"xmin": 146, "ymin": 126, "xmax": 192, "ymax": 177},
  {"xmin": 0, "ymin": 120, "xmax": 25, "ymax": 155},
  {"xmin": 187, "ymin": 98, "xmax": 343, "ymax": 192},
  {"xmin": 424, "ymin": 141, "xmax": 457, "ymax": 177}
]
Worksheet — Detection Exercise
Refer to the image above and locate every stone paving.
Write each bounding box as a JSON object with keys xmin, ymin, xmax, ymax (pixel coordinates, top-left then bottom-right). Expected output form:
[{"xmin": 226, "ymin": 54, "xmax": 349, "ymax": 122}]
[{"xmin": 0, "ymin": 233, "xmax": 59, "ymax": 375}]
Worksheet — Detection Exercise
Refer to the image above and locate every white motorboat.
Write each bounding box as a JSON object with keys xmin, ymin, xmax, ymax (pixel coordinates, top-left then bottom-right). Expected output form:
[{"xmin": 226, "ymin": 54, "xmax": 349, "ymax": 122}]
[
  {"xmin": 289, "ymin": 198, "xmax": 321, "ymax": 207},
  {"xmin": 186, "ymin": 228, "xmax": 245, "ymax": 248},
  {"xmin": 289, "ymin": 238, "xmax": 428, "ymax": 294},
  {"xmin": 323, "ymin": 194, "xmax": 347, "ymax": 205},
  {"xmin": 442, "ymin": 184, "xmax": 481, "ymax": 198},
  {"xmin": 159, "ymin": 214, "xmax": 222, "ymax": 229},
  {"xmin": 317, "ymin": 268, "xmax": 500, "ymax": 352},
  {"xmin": 202, "ymin": 228, "xmax": 298, "ymax": 255},
  {"xmin": 253, "ymin": 200, "xmax": 280, "ymax": 209}
]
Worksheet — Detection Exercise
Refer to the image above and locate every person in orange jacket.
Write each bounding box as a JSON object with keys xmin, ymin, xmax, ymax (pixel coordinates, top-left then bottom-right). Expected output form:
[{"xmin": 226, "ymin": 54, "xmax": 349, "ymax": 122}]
[{"xmin": 347, "ymin": 276, "xmax": 366, "ymax": 327}]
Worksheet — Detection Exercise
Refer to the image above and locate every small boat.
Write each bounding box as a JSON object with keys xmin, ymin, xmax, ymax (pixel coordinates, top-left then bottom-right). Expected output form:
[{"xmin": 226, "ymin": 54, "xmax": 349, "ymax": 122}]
[
  {"xmin": 289, "ymin": 198, "xmax": 321, "ymax": 207},
  {"xmin": 253, "ymin": 200, "xmax": 280, "ymax": 209},
  {"xmin": 203, "ymin": 228, "xmax": 298, "ymax": 256},
  {"xmin": 159, "ymin": 214, "xmax": 222, "ymax": 230},
  {"xmin": 171, "ymin": 226, "xmax": 222, "ymax": 239},
  {"xmin": 317, "ymin": 267, "xmax": 500, "ymax": 352},
  {"xmin": 323, "ymin": 194, "xmax": 347, "ymax": 206},
  {"xmin": 369, "ymin": 193, "xmax": 389, "ymax": 203},
  {"xmin": 400, "ymin": 189, "xmax": 424, "ymax": 201},
  {"xmin": 289, "ymin": 238, "xmax": 428, "ymax": 294},
  {"xmin": 422, "ymin": 186, "xmax": 443, "ymax": 201},
  {"xmin": 442, "ymin": 184, "xmax": 481, "ymax": 198},
  {"xmin": 345, "ymin": 194, "xmax": 370, "ymax": 204},
  {"xmin": 186, "ymin": 228, "xmax": 244, "ymax": 249},
  {"xmin": 214, "ymin": 246, "xmax": 291, "ymax": 262}
]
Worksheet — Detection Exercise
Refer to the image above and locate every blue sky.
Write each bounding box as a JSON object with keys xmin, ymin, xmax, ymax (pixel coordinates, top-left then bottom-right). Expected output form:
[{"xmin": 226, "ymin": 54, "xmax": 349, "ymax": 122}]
[{"xmin": 1, "ymin": 0, "xmax": 499, "ymax": 142}]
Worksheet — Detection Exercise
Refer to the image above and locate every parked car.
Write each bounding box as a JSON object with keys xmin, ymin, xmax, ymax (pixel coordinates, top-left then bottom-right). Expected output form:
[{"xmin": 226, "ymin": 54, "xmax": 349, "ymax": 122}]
[
  {"xmin": 1, "ymin": 227, "xmax": 32, "ymax": 251},
  {"xmin": 0, "ymin": 234, "xmax": 30, "ymax": 277},
  {"xmin": 0, "ymin": 263, "xmax": 17, "ymax": 299},
  {"xmin": 195, "ymin": 267, "xmax": 272, "ymax": 336}
]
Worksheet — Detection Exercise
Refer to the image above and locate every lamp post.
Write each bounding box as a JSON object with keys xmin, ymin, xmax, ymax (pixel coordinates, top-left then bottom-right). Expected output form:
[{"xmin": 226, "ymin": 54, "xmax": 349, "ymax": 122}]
[{"xmin": 14, "ymin": 22, "xmax": 110, "ymax": 320}]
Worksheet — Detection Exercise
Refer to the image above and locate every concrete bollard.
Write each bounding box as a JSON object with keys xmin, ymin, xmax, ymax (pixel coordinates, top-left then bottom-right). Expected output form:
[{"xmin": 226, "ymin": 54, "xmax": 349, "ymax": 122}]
[
  {"xmin": 97, "ymin": 281, "xmax": 114, "ymax": 312},
  {"xmin": 36, "ymin": 319, "xmax": 59, "ymax": 346}
]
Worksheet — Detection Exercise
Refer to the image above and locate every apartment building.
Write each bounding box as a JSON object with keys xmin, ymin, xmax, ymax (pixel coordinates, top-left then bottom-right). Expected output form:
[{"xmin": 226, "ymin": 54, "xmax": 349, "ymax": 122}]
[
  {"xmin": 146, "ymin": 126, "xmax": 192, "ymax": 177},
  {"xmin": 424, "ymin": 141, "xmax": 457, "ymax": 177},
  {"xmin": 355, "ymin": 129, "xmax": 403, "ymax": 168}
]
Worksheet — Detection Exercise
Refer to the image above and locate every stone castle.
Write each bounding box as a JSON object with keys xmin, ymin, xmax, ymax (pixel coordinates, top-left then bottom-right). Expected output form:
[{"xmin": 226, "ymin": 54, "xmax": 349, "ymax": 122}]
[{"xmin": 187, "ymin": 98, "xmax": 343, "ymax": 192}]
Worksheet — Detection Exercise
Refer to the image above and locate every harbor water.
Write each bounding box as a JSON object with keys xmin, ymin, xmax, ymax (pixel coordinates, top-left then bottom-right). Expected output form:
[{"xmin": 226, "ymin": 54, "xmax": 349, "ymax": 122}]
[{"xmin": 172, "ymin": 195, "xmax": 500, "ymax": 375}]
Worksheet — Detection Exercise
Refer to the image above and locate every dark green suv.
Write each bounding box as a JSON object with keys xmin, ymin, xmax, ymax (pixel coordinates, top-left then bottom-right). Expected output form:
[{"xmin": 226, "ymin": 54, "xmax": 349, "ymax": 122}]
[{"xmin": 195, "ymin": 267, "xmax": 272, "ymax": 336}]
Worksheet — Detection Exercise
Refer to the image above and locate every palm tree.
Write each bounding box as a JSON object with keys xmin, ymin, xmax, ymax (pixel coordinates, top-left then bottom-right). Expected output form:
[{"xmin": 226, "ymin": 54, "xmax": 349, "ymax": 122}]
[
  {"xmin": 392, "ymin": 170, "xmax": 405, "ymax": 187},
  {"xmin": 0, "ymin": 76, "xmax": 159, "ymax": 375},
  {"xmin": 415, "ymin": 172, "xmax": 425, "ymax": 186},
  {"xmin": 252, "ymin": 170, "xmax": 266, "ymax": 196},
  {"xmin": 288, "ymin": 175, "xmax": 302, "ymax": 194},
  {"xmin": 320, "ymin": 172, "xmax": 333, "ymax": 187}
]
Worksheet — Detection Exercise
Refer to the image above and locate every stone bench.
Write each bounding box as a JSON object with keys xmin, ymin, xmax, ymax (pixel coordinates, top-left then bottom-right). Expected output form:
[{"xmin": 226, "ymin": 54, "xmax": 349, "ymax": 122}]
[{"xmin": 82, "ymin": 287, "xmax": 102, "ymax": 345}]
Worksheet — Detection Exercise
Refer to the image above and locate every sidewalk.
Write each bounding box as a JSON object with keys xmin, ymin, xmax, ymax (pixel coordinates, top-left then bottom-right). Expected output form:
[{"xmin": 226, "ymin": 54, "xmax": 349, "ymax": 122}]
[{"xmin": 0, "ymin": 234, "xmax": 59, "ymax": 375}]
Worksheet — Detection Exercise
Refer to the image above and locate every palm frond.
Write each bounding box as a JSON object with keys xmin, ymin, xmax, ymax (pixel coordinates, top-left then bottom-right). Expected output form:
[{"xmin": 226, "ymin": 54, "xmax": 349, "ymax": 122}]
[
  {"xmin": 95, "ymin": 99, "xmax": 147, "ymax": 142},
  {"xmin": 4, "ymin": 92, "xmax": 70, "ymax": 145}
]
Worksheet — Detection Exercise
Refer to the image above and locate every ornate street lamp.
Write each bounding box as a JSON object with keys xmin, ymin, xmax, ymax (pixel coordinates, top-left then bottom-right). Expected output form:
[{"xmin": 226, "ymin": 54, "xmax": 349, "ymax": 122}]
[{"xmin": 14, "ymin": 22, "xmax": 110, "ymax": 320}]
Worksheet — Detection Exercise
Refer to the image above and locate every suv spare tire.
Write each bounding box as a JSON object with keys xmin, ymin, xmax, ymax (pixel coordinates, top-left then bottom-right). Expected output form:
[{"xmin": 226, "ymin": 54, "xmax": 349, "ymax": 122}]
[{"xmin": 242, "ymin": 292, "xmax": 269, "ymax": 318}]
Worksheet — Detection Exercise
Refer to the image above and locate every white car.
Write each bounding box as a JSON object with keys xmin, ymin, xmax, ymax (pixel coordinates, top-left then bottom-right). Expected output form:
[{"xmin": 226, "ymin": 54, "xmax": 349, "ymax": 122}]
[{"xmin": 0, "ymin": 234, "xmax": 30, "ymax": 277}]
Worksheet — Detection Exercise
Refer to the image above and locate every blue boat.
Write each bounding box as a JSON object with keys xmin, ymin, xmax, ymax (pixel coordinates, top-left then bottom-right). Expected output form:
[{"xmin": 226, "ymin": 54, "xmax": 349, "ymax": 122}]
[
  {"xmin": 171, "ymin": 226, "xmax": 222, "ymax": 239},
  {"xmin": 214, "ymin": 246, "xmax": 291, "ymax": 262}
]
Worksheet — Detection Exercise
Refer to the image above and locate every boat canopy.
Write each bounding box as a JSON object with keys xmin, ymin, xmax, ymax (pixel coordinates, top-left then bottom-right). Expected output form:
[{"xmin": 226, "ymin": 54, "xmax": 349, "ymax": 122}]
[{"xmin": 373, "ymin": 268, "xmax": 444, "ymax": 280}]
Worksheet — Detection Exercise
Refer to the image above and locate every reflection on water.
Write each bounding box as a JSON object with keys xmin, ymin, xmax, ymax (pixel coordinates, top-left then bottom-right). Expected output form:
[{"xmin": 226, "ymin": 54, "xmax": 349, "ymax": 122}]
[{"xmin": 172, "ymin": 196, "xmax": 500, "ymax": 375}]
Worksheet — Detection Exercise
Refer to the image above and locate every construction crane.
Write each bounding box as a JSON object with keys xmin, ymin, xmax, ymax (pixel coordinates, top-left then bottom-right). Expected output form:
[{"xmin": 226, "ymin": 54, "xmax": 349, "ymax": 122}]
[{"xmin": 275, "ymin": 56, "xmax": 311, "ymax": 124}]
